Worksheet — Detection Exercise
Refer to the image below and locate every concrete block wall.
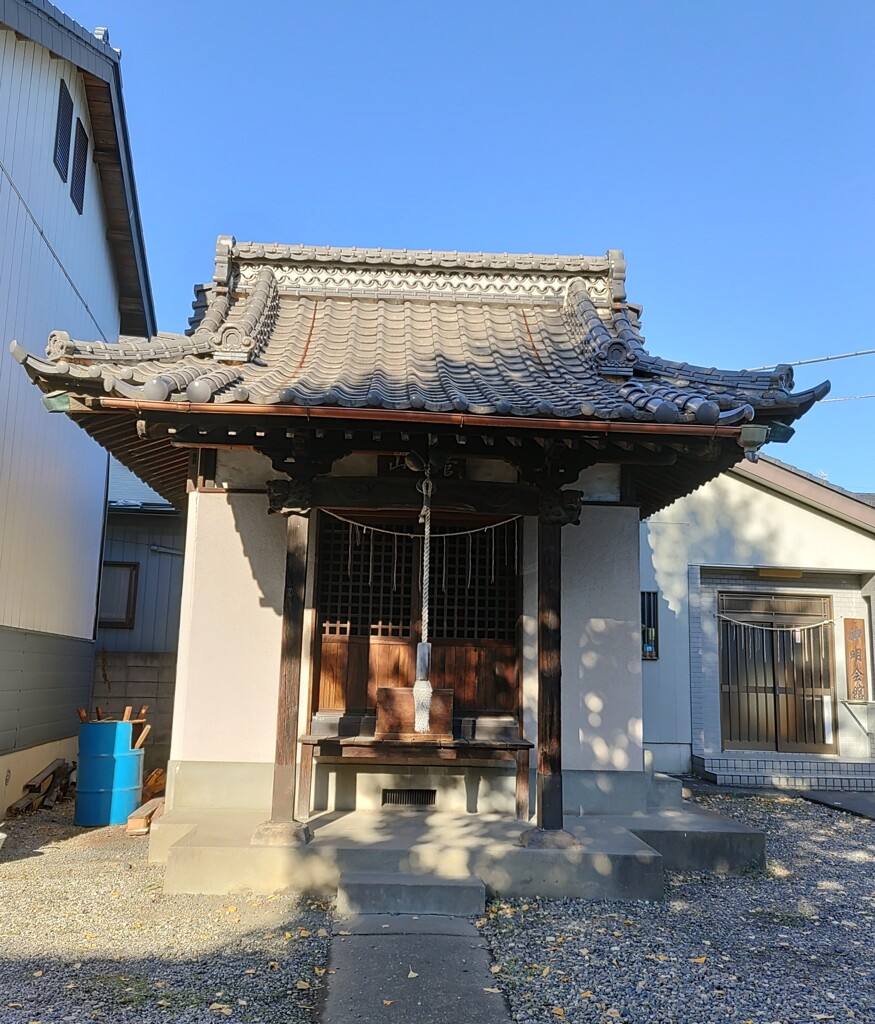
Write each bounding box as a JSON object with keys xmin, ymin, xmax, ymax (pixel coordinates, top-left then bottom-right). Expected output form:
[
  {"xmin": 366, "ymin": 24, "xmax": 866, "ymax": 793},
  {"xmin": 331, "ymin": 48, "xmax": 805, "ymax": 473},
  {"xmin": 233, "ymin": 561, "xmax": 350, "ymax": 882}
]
[{"xmin": 91, "ymin": 651, "xmax": 176, "ymax": 772}]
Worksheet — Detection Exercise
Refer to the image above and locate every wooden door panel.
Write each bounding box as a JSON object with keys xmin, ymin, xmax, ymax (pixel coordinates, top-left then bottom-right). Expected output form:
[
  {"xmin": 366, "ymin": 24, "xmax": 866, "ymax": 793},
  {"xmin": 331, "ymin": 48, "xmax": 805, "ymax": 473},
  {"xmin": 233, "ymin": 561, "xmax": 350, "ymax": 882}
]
[{"xmin": 318, "ymin": 639, "xmax": 348, "ymax": 711}]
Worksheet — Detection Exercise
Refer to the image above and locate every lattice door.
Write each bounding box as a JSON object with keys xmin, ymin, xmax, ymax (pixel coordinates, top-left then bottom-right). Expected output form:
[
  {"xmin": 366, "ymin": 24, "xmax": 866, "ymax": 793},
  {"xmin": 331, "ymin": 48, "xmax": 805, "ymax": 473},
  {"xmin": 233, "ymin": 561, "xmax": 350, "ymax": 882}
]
[
  {"xmin": 719, "ymin": 592, "xmax": 837, "ymax": 753},
  {"xmin": 314, "ymin": 516, "xmax": 521, "ymax": 714}
]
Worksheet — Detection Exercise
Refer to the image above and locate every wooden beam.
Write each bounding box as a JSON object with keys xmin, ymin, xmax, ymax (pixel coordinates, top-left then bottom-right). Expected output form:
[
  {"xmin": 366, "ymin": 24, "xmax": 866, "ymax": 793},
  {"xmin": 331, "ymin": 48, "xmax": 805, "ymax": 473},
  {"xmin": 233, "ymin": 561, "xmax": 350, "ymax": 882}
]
[
  {"xmin": 269, "ymin": 513, "xmax": 310, "ymax": 823},
  {"xmin": 537, "ymin": 519, "xmax": 564, "ymax": 830}
]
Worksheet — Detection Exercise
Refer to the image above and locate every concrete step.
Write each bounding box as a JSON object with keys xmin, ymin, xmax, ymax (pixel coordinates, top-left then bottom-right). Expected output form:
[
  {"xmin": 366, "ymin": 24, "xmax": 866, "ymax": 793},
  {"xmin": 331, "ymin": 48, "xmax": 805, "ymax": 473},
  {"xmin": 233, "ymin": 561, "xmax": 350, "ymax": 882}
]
[
  {"xmin": 336, "ymin": 871, "xmax": 485, "ymax": 917},
  {"xmin": 647, "ymin": 772, "xmax": 684, "ymax": 809}
]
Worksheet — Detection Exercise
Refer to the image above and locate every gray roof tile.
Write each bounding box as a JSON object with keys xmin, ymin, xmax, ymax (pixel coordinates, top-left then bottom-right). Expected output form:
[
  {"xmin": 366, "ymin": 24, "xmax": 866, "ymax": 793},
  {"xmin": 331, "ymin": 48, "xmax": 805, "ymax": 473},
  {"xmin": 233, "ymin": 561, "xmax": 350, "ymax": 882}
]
[{"xmin": 13, "ymin": 238, "xmax": 829, "ymax": 426}]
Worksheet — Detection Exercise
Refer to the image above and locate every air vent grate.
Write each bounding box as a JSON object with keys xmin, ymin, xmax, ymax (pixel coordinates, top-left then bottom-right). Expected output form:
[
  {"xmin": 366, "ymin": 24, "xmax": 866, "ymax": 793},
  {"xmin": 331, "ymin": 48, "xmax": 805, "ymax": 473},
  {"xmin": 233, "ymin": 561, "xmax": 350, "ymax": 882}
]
[{"xmin": 381, "ymin": 788, "xmax": 436, "ymax": 808}]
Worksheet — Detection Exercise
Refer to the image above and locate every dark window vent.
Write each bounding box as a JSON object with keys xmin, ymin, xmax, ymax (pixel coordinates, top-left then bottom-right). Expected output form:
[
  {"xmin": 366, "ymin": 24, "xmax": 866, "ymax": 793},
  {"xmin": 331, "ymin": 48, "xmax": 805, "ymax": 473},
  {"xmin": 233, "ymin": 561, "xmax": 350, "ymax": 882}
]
[
  {"xmin": 641, "ymin": 591, "xmax": 659, "ymax": 661},
  {"xmin": 381, "ymin": 788, "xmax": 436, "ymax": 809},
  {"xmin": 54, "ymin": 80, "xmax": 73, "ymax": 181},
  {"xmin": 70, "ymin": 118, "xmax": 88, "ymax": 214}
]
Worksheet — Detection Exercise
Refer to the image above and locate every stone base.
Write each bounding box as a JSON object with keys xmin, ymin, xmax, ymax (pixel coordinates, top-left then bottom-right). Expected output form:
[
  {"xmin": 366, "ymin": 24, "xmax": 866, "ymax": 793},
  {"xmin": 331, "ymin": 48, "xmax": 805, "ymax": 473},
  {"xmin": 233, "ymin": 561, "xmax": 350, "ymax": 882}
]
[
  {"xmin": 518, "ymin": 827, "xmax": 580, "ymax": 849},
  {"xmin": 250, "ymin": 820, "xmax": 312, "ymax": 846}
]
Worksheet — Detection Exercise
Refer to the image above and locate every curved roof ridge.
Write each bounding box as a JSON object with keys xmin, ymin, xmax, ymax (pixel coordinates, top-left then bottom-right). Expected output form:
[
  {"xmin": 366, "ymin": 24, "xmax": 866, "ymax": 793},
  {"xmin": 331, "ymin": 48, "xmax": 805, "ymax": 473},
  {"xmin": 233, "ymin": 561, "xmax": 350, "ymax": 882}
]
[{"xmin": 230, "ymin": 238, "xmax": 625, "ymax": 276}]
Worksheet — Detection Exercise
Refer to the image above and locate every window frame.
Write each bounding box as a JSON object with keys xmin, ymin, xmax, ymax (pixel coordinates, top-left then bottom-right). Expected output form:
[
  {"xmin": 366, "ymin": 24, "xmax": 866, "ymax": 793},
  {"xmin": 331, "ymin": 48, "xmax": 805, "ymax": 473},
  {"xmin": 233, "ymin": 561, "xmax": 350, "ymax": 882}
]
[
  {"xmin": 53, "ymin": 79, "xmax": 74, "ymax": 181},
  {"xmin": 70, "ymin": 117, "xmax": 88, "ymax": 214},
  {"xmin": 98, "ymin": 561, "xmax": 139, "ymax": 629}
]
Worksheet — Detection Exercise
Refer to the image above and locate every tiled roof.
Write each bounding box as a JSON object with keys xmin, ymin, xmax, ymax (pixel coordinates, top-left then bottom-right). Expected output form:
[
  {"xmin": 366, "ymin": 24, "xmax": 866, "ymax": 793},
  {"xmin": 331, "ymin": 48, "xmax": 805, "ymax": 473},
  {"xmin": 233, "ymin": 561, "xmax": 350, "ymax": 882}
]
[{"xmin": 12, "ymin": 236, "xmax": 829, "ymax": 427}]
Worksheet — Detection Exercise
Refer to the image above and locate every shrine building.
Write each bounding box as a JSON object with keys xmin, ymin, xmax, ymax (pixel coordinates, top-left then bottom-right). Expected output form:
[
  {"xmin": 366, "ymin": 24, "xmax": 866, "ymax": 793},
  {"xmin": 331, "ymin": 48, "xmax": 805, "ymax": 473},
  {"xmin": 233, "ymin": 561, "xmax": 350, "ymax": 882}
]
[{"xmin": 12, "ymin": 237, "xmax": 829, "ymax": 893}]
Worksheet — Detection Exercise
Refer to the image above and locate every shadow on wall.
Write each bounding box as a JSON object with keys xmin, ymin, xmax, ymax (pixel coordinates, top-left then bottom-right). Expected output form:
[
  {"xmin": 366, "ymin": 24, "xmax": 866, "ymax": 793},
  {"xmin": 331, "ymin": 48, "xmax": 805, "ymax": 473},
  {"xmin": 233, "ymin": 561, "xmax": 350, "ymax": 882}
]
[
  {"xmin": 568, "ymin": 617, "xmax": 644, "ymax": 774},
  {"xmin": 645, "ymin": 475, "xmax": 786, "ymax": 619}
]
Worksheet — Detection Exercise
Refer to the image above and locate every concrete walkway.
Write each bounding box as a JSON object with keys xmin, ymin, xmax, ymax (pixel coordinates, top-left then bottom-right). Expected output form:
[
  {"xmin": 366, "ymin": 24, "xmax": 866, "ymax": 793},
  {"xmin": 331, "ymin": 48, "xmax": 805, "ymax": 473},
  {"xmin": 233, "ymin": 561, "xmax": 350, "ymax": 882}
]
[
  {"xmin": 800, "ymin": 790, "xmax": 875, "ymax": 819},
  {"xmin": 321, "ymin": 915, "xmax": 511, "ymax": 1024}
]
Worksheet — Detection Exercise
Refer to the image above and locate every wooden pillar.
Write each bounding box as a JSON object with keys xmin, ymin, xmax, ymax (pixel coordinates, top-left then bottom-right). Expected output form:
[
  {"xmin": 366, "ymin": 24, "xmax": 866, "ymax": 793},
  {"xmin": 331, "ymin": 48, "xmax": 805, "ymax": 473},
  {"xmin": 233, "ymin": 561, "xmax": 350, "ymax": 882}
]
[
  {"xmin": 270, "ymin": 512, "xmax": 309, "ymax": 821},
  {"xmin": 537, "ymin": 518, "xmax": 564, "ymax": 831}
]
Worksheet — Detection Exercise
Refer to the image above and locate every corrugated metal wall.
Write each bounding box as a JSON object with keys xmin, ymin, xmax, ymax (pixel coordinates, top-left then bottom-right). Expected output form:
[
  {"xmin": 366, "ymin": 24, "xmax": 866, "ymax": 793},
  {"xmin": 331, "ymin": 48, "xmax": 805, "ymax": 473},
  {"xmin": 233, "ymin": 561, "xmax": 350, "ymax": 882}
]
[
  {"xmin": 97, "ymin": 513, "xmax": 186, "ymax": 653},
  {"xmin": 0, "ymin": 28, "xmax": 122, "ymax": 755}
]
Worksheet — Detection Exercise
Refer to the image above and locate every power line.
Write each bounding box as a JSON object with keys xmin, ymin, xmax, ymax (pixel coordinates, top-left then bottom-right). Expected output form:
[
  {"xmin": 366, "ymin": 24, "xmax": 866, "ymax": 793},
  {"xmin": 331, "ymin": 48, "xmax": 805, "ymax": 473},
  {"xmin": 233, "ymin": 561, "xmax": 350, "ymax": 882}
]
[
  {"xmin": 751, "ymin": 348, "xmax": 875, "ymax": 370},
  {"xmin": 0, "ymin": 156, "xmax": 108, "ymax": 342},
  {"xmin": 821, "ymin": 394, "xmax": 875, "ymax": 404}
]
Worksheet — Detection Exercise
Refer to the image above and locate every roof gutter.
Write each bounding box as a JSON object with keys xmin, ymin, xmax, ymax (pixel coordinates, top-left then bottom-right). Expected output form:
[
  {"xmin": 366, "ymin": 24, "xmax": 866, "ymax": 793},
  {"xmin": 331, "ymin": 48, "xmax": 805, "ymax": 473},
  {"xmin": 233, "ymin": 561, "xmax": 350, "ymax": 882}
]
[{"xmin": 95, "ymin": 397, "xmax": 746, "ymax": 438}]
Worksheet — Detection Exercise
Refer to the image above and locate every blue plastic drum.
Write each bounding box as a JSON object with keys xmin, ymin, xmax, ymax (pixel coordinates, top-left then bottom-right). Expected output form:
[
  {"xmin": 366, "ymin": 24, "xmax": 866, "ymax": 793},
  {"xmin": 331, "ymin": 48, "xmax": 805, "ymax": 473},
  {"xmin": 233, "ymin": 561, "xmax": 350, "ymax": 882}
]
[{"xmin": 75, "ymin": 722, "xmax": 144, "ymax": 826}]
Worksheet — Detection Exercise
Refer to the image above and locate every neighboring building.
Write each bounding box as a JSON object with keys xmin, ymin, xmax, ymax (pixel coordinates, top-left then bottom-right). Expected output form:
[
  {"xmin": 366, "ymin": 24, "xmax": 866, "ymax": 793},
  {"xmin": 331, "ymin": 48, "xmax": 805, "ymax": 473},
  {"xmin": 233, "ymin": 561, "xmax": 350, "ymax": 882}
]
[
  {"xmin": 0, "ymin": 0, "xmax": 152, "ymax": 811},
  {"xmin": 92, "ymin": 460, "xmax": 185, "ymax": 773},
  {"xmin": 642, "ymin": 456, "xmax": 875, "ymax": 788},
  {"xmin": 14, "ymin": 235, "xmax": 828, "ymax": 887}
]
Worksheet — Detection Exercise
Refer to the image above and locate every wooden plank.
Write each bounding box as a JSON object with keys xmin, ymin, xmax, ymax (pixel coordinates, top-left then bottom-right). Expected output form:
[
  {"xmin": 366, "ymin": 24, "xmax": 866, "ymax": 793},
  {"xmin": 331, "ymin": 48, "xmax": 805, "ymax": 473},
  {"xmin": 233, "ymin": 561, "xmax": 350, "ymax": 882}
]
[
  {"xmin": 133, "ymin": 723, "xmax": 152, "ymax": 749},
  {"xmin": 24, "ymin": 758, "xmax": 66, "ymax": 792},
  {"xmin": 126, "ymin": 798, "xmax": 164, "ymax": 835}
]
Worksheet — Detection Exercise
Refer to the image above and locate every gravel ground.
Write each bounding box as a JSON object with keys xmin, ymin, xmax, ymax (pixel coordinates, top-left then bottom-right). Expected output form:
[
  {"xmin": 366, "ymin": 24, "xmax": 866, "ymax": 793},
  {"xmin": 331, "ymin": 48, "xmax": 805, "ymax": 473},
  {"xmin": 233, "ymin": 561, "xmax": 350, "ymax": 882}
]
[
  {"xmin": 479, "ymin": 791, "xmax": 875, "ymax": 1024},
  {"xmin": 0, "ymin": 799, "xmax": 331, "ymax": 1023}
]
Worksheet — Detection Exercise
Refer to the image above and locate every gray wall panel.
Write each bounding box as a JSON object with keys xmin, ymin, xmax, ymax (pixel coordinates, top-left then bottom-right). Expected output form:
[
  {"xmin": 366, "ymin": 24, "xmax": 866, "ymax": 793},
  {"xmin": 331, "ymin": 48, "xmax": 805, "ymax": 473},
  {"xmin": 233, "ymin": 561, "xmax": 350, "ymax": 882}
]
[
  {"xmin": 96, "ymin": 513, "xmax": 185, "ymax": 654},
  {"xmin": 0, "ymin": 624, "xmax": 93, "ymax": 754}
]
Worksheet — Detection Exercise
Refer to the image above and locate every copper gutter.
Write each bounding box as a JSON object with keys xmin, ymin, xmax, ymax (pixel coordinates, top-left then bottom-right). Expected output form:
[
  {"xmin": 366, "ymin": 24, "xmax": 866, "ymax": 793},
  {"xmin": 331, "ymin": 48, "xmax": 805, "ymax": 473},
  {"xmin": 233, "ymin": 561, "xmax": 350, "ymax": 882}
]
[{"xmin": 95, "ymin": 398, "xmax": 743, "ymax": 438}]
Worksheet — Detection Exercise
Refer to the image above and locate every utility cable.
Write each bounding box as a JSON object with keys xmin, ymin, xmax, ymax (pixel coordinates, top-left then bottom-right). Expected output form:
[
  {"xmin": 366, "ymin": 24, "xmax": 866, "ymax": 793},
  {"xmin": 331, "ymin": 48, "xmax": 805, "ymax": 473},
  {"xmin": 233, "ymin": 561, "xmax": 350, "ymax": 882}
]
[{"xmin": 0, "ymin": 156, "xmax": 109, "ymax": 342}]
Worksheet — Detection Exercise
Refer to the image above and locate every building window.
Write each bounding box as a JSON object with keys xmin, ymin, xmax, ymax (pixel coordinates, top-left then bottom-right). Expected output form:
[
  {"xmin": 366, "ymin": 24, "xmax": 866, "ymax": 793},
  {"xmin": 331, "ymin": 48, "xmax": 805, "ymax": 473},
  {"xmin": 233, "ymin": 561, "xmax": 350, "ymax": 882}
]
[
  {"xmin": 70, "ymin": 118, "xmax": 88, "ymax": 214},
  {"xmin": 641, "ymin": 591, "xmax": 659, "ymax": 660},
  {"xmin": 53, "ymin": 80, "xmax": 74, "ymax": 181},
  {"xmin": 98, "ymin": 562, "xmax": 139, "ymax": 628}
]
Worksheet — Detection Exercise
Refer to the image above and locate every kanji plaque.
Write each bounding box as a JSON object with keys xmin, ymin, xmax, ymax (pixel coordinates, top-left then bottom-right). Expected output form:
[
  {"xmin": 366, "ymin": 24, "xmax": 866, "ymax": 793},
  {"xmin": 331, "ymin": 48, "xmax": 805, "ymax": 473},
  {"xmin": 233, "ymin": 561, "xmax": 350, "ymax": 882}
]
[{"xmin": 844, "ymin": 618, "xmax": 869, "ymax": 701}]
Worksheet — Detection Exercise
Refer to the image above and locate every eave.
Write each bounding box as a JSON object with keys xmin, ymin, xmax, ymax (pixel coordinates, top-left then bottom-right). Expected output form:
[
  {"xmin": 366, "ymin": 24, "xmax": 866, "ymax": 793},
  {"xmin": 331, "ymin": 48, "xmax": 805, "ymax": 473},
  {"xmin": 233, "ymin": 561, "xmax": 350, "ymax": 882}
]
[
  {"xmin": 52, "ymin": 395, "xmax": 751, "ymax": 517},
  {"xmin": 0, "ymin": 0, "xmax": 155, "ymax": 336}
]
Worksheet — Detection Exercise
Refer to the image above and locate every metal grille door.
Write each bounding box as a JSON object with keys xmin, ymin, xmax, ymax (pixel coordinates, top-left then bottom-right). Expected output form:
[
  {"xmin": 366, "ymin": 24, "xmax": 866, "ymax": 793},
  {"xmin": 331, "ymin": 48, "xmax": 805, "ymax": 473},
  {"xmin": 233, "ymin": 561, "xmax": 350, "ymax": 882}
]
[{"xmin": 719, "ymin": 593, "xmax": 837, "ymax": 754}]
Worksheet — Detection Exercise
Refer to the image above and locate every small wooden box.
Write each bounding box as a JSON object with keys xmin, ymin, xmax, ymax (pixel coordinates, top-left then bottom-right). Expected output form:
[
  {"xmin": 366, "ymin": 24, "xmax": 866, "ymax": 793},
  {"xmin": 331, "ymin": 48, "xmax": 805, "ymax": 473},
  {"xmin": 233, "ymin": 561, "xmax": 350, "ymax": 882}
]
[{"xmin": 374, "ymin": 687, "xmax": 454, "ymax": 742}]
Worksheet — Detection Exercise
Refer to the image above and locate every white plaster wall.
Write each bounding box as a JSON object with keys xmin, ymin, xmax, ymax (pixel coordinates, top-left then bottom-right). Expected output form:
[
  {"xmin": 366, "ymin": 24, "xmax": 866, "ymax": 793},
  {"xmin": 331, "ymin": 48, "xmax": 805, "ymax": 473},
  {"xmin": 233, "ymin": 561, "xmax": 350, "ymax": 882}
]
[
  {"xmin": 641, "ymin": 468, "xmax": 875, "ymax": 768},
  {"xmin": 562, "ymin": 505, "xmax": 644, "ymax": 772},
  {"xmin": 170, "ymin": 492, "xmax": 286, "ymax": 764},
  {"xmin": 0, "ymin": 29, "xmax": 119, "ymax": 638}
]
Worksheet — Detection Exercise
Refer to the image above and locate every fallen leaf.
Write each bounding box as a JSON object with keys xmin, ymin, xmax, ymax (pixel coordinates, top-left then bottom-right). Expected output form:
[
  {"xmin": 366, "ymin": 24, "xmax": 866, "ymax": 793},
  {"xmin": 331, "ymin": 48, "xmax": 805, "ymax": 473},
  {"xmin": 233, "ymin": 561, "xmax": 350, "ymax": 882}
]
[
  {"xmin": 243, "ymin": 969, "xmax": 257, "ymax": 975},
  {"xmin": 314, "ymin": 967, "xmax": 326, "ymax": 976},
  {"xmin": 383, "ymin": 1000, "xmax": 394, "ymax": 1006},
  {"xmin": 605, "ymin": 1012, "xmax": 621, "ymax": 1020},
  {"xmin": 65, "ymin": 983, "xmax": 76, "ymax": 990},
  {"xmin": 490, "ymin": 965, "xmax": 501, "ymax": 974},
  {"xmin": 268, "ymin": 961, "xmax": 279, "ymax": 970},
  {"xmin": 407, "ymin": 968, "xmax": 418, "ymax": 979},
  {"xmin": 284, "ymin": 931, "xmax": 292, "ymax": 940},
  {"xmin": 475, "ymin": 918, "xmax": 487, "ymax": 927},
  {"xmin": 542, "ymin": 966, "xmax": 551, "ymax": 978},
  {"xmin": 295, "ymin": 981, "xmax": 311, "ymax": 990},
  {"xmin": 338, "ymin": 930, "xmax": 351, "ymax": 936},
  {"xmin": 157, "ymin": 999, "xmax": 170, "ymax": 1006},
  {"xmin": 813, "ymin": 1017, "xmax": 835, "ymax": 1021},
  {"xmin": 552, "ymin": 1009, "xmax": 565, "ymax": 1017},
  {"xmin": 483, "ymin": 987, "xmax": 500, "ymax": 993},
  {"xmin": 32, "ymin": 971, "xmax": 43, "ymax": 977},
  {"xmin": 226, "ymin": 906, "xmax": 237, "ymax": 913},
  {"xmin": 581, "ymin": 990, "xmax": 593, "ymax": 998},
  {"xmin": 299, "ymin": 928, "xmax": 311, "ymax": 937},
  {"xmin": 154, "ymin": 981, "xmax": 165, "ymax": 987},
  {"xmin": 317, "ymin": 928, "xmax": 329, "ymax": 937},
  {"xmin": 6, "ymin": 1005, "xmax": 23, "ymax": 1010},
  {"xmin": 209, "ymin": 1003, "xmax": 232, "ymax": 1016},
  {"xmin": 690, "ymin": 956, "xmax": 707, "ymax": 964}
]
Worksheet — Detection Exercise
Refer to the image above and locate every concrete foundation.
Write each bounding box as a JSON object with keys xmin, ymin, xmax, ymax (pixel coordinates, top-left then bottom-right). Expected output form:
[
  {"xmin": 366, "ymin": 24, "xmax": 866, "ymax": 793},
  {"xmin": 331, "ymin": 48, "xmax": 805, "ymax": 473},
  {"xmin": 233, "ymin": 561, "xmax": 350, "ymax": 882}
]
[{"xmin": 150, "ymin": 802, "xmax": 763, "ymax": 901}]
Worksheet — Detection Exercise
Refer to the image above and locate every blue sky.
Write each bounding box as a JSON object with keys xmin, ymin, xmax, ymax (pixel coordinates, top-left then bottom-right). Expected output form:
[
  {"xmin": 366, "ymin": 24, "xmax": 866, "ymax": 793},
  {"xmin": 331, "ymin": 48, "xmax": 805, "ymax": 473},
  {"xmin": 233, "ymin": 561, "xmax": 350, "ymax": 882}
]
[{"xmin": 63, "ymin": 0, "xmax": 874, "ymax": 490}]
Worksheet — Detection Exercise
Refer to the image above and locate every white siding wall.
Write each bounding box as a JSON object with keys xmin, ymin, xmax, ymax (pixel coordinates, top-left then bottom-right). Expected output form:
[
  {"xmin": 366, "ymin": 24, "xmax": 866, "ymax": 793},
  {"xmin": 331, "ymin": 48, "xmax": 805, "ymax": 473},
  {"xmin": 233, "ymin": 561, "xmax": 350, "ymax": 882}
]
[
  {"xmin": 0, "ymin": 28, "xmax": 119, "ymax": 638},
  {"xmin": 640, "ymin": 469, "xmax": 875, "ymax": 772}
]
